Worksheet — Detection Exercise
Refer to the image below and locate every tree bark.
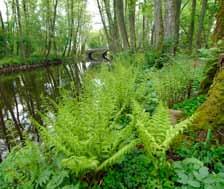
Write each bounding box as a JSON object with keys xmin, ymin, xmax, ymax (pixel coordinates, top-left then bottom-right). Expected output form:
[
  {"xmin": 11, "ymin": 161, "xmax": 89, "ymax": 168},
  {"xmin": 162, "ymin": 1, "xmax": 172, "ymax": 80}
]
[
  {"xmin": 175, "ymin": 0, "xmax": 182, "ymax": 53},
  {"xmin": 97, "ymin": 0, "xmax": 112, "ymax": 49},
  {"xmin": 0, "ymin": 11, "xmax": 5, "ymax": 31},
  {"xmin": 153, "ymin": 0, "xmax": 164, "ymax": 51},
  {"xmin": 15, "ymin": 0, "xmax": 25, "ymax": 57},
  {"xmin": 46, "ymin": 0, "xmax": 58, "ymax": 57},
  {"xmin": 115, "ymin": 0, "xmax": 130, "ymax": 49},
  {"xmin": 164, "ymin": 0, "xmax": 181, "ymax": 53},
  {"xmin": 212, "ymin": 0, "xmax": 224, "ymax": 42},
  {"xmin": 196, "ymin": 0, "xmax": 208, "ymax": 48},
  {"xmin": 128, "ymin": 0, "xmax": 136, "ymax": 50},
  {"xmin": 188, "ymin": 0, "xmax": 196, "ymax": 51},
  {"xmin": 0, "ymin": 109, "xmax": 11, "ymax": 151},
  {"xmin": 164, "ymin": 0, "xmax": 176, "ymax": 40}
]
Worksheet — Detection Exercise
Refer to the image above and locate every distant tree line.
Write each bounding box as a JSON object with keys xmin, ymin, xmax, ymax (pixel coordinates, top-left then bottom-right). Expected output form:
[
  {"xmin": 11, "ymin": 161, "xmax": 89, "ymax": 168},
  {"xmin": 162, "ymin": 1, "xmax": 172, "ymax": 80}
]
[{"xmin": 0, "ymin": 0, "xmax": 90, "ymax": 59}]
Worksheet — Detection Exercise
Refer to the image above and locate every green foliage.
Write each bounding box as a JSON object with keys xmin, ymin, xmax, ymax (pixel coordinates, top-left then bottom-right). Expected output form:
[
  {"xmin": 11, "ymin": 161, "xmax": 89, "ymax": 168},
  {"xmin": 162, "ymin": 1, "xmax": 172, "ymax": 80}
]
[
  {"xmin": 88, "ymin": 31, "xmax": 107, "ymax": 48},
  {"xmin": 135, "ymin": 72, "xmax": 159, "ymax": 114},
  {"xmin": 173, "ymin": 95, "xmax": 206, "ymax": 116},
  {"xmin": 133, "ymin": 102, "xmax": 195, "ymax": 158},
  {"xmin": 0, "ymin": 142, "xmax": 78, "ymax": 189},
  {"xmin": 102, "ymin": 150, "xmax": 174, "ymax": 189},
  {"xmin": 0, "ymin": 59, "xmax": 200, "ymax": 188},
  {"xmin": 199, "ymin": 43, "xmax": 224, "ymax": 93},
  {"xmin": 102, "ymin": 150, "xmax": 152, "ymax": 189},
  {"xmin": 148, "ymin": 55, "xmax": 204, "ymax": 106},
  {"xmin": 175, "ymin": 139, "xmax": 224, "ymax": 173},
  {"xmin": 38, "ymin": 63, "xmax": 140, "ymax": 176},
  {"xmin": 0, "ymin": 31, "xmax": 8, "ymax": 57},
  {"xmin": 144, "ymin": 49, "xmax": 170, "ymax": 69},
  {"xmin": 173, "ymin": 158, "xmax": 224, "ymax": 189}
]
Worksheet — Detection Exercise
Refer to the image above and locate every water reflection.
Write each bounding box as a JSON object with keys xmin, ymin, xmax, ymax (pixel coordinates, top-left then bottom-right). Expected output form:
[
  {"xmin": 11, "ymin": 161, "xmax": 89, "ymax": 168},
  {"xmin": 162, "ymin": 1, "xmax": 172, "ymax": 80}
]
[{"xmin": 0, "ymin": 63, "xmax": 83, "ymax": 161}]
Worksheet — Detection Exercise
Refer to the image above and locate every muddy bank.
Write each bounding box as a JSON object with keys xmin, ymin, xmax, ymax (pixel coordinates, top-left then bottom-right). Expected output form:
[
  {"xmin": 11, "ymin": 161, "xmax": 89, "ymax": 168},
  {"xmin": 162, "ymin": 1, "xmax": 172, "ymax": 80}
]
[{"xmin": 0, "ymin": 59, "xmax": 62, "ymax": 74}]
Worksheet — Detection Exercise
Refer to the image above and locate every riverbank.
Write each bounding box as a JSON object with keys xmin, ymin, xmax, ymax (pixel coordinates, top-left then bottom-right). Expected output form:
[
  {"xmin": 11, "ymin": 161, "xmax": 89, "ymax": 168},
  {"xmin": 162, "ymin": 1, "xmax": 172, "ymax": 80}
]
[{"xmin": 0, "ymin": 56, "xmax": 66, "ymax": 74}]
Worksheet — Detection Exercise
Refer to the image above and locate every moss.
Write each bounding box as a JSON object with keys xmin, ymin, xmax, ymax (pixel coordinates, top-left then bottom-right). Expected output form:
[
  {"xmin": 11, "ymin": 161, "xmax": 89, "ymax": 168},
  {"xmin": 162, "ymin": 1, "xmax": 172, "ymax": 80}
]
[
  {"xmin": 200, "ymin": 59, "xmax": 218, "ymax": 93},
  {"xmin": 193, "ymin": 69, "xmax": 224, "ymax": 130}
]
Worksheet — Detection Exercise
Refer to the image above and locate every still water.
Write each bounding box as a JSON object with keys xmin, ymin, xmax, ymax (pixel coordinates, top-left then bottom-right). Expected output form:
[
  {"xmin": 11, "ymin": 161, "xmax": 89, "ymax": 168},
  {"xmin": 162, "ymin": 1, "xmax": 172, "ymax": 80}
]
[{"xmin": 0, "ymin": 63, "xmax": 87, "ymax": 160}]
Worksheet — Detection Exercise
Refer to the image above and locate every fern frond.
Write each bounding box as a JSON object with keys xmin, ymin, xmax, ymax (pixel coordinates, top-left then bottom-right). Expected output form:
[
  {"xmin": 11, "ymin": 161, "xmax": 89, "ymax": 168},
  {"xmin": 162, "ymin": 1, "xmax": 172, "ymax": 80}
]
[
  {"xmin": 162, "ymin": 114, "xmax": 196, "ymax": 149},
  {"xmin": 62, "ymin": 156, "xmax": 99, "ymax": 176},
  {"xmin": 136, "ymin": 122, "xmax": 161, "ymax": 155},
  {"xmin": 97, "ymin": 140, "xmax": 139, "ymax": 171}
]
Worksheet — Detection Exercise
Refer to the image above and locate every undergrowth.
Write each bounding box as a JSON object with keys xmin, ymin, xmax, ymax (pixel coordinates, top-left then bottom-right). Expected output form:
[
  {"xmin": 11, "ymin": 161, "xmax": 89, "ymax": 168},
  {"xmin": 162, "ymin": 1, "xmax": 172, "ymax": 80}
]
[{"xmin": 0, "ymin": 52, "xmax": 223, "ymax": 188}]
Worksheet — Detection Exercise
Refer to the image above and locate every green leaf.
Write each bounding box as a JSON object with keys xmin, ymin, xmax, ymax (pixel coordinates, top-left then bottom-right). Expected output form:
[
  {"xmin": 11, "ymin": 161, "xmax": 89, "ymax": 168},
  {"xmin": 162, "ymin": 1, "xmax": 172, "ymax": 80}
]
[
  {"xmin": 198, "ymin": 167, "xmax": 209, "ymax": 178},
  {"xmin": 187, "ymin": 180, "xmax": 201, "ymax": 188},
  {"xmin": 177, "ymin": 172, "xmax": 188, "ymax": 184}
]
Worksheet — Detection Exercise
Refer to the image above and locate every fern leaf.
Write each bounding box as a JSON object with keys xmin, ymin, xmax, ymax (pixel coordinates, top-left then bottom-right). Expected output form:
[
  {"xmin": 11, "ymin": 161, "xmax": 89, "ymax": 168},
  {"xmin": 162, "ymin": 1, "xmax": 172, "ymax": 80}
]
[
  {"xmin": 62, "ymin": 156, "xmax": 99, "ymax": 176},
  {"xmin": 97, "ymin": 140, "xmax": 139, "ymax": 171}
]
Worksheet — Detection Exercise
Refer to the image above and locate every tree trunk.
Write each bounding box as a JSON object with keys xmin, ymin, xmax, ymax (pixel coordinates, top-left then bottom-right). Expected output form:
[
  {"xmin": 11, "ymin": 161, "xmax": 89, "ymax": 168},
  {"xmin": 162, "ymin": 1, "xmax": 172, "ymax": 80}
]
[
  {"xmin": 115, "ymin": 0, "xmax": 130, "ymax": 49},
  {"xmin": 113, "ymin": 0, "xmax": 122, "ymax": 51},
  {"xmin": 15, "ymin": 0, "xmax": 25, "ymax": 57},
  {"xmin": 128, "ymin": 0, "xmax": 136, "ymax": 50},
  {"xmin": 102, "ymin": 0, "xmax": 121, "ymax": 51},
  {"xmin": 0, "ymin": 11, "xmax": 5, "ymax": 31},
  {"xmin": 97, "ymin": 0, "xmax": 112, "ymax": 49},
  {"xmin": 196, "ymin": 0, "xmax": 208, "ymax": 48},
  {"xmin": 212, "ymin": 0, "xmax": 224, "ymax": 42},
  {"xmin": 21, "ymin": 0, "xmax": 30, "ymax": 56},
  {"xmin": 46, "ymin": 0, "xmax": 58, "ymax": 57},
  {"xmin": 164, "ymin": 0, "xmax": 176, "ymax": 40},
  {"xmin": 153, "ymin": 0, "xmax": 164, "ymax": 51},
  {"xmin": 188, "ymin": 0, "xmax": 196, "ymax": 51},
  {"xmin": 0, "ymin": 109, "xmax": 11, "ymax": 151},
  {"xmin": 175, "ymin": 0, "xmax": 182, "ymax": 54}
]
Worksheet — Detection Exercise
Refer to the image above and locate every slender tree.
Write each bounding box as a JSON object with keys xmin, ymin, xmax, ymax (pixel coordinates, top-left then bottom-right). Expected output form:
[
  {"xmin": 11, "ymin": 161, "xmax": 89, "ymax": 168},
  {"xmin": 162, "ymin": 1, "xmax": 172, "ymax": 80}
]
[
  {"xmin": 128, "ymin": 0, "xmax": 136, "ymax": 50},
  {"xmin": 153, "ymin": 0, "xmax": 164, "ymax": 50},
  {"xmin": 188, "ymin": 0, "xmax": 196, "ymax": 51},
  {"xmin": 0, "ymin": 11, "xmax": 5, "ymax": 31},
  {"xmin": 115, "ymin": 0, "xmax": 130, "ymax": 49},
  {"xmin": 196, "ymin": 0, "xmax": 208, "ymax": 48}
]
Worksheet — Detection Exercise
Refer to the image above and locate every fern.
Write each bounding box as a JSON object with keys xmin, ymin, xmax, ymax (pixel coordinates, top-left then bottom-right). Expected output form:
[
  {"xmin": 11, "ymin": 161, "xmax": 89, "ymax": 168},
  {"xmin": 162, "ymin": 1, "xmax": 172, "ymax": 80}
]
[
  {"xmin": 38, "ymin": 63, "xmax": 138, "ymax": 176},
  {"xmin": 97, "ymin": 139, "xmax": 139, "ymax": 171},
  {"xmin": 0, "ymin": 142, "xmax": 72, "ymax": 188},
  {"xmin": 133, "ymin": 101, "xmax": 195, "ymax": 157}
]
